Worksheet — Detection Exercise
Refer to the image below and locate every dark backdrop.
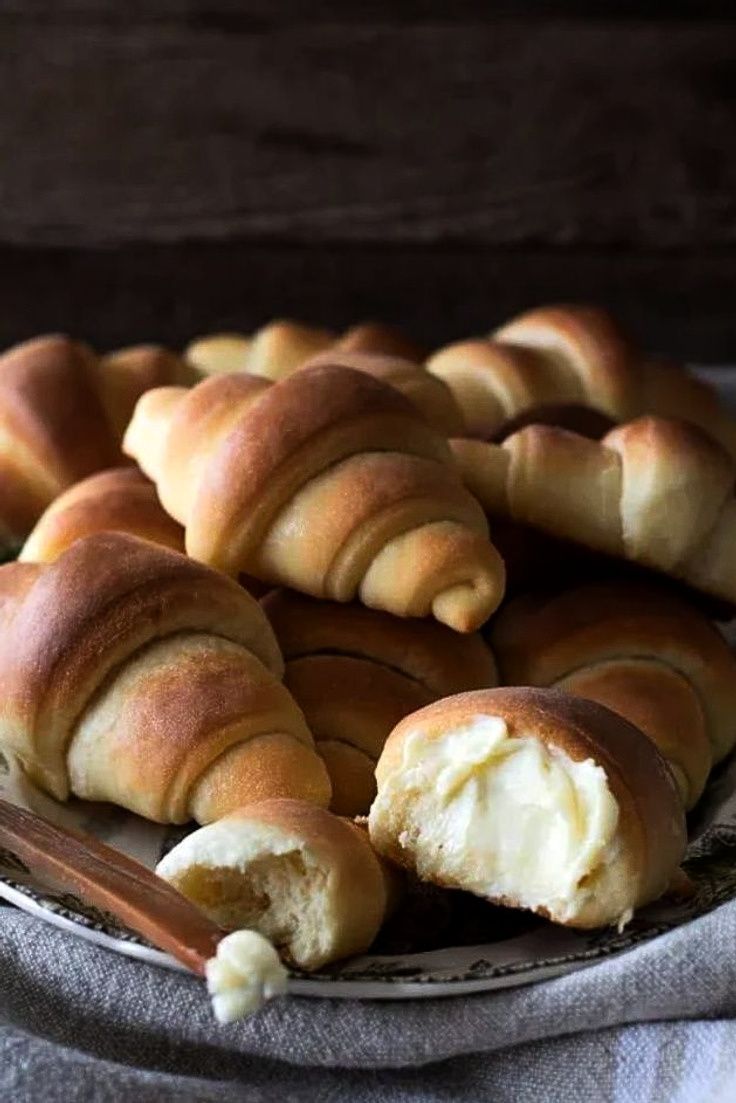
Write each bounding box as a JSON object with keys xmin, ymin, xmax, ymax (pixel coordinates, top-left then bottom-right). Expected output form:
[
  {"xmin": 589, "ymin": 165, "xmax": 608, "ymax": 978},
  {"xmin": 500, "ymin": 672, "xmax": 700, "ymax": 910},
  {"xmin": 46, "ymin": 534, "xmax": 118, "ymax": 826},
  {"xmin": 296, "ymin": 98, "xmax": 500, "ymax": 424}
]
[{"xmin": 2, "ymin": 2, "xmax": 735, "ymax": 358}]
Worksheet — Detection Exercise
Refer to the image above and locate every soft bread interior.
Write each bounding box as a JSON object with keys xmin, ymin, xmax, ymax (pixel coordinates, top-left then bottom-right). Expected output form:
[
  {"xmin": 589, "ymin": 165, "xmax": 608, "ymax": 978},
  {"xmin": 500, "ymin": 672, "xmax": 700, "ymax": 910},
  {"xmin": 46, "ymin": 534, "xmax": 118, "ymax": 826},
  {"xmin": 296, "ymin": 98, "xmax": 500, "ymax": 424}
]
[
  {"xmin": 369, "ymin": 716, "xmax": 633, "ymax": 927},
  {"xmin": 157, "ymin": 819, "xmax": 333, "ymax": 968}
]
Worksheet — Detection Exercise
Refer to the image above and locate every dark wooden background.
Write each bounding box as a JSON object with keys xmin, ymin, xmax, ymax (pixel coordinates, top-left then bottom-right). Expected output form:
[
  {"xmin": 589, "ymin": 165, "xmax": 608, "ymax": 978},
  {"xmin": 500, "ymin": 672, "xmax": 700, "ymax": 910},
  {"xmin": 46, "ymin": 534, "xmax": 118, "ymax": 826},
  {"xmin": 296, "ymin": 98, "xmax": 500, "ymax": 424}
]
[{"xmin": 2, "ymin": 2, "xmax": 735, "ymax": 358}]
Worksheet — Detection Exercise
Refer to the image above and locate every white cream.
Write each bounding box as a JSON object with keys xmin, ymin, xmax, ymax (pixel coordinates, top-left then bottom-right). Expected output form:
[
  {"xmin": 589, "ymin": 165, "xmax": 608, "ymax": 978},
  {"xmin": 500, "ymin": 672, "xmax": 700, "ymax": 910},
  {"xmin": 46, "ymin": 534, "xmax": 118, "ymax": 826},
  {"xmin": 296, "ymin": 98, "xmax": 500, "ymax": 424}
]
[
  {"xmin": 371, "ymin": 716, "xmax": 621, "ymax": 924},
  {"xmin": 205, "ymin": 930, "xmax": 288, "ymax": 1024}
]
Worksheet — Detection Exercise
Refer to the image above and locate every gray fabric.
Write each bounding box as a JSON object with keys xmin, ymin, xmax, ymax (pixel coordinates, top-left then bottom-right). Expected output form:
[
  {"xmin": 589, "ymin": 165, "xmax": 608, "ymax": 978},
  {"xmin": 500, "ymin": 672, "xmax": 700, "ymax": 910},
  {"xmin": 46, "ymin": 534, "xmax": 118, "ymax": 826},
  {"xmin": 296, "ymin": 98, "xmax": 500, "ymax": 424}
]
[{"xmin": 3, "ymin": 902, "xmax": 736, "ymax": 1102}]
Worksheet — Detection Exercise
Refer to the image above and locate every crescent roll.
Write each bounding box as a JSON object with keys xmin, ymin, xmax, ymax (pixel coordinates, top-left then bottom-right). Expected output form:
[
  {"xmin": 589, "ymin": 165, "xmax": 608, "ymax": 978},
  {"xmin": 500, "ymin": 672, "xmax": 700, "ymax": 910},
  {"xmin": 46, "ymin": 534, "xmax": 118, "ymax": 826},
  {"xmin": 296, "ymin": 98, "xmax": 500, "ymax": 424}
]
[
  {"xmin": 0, "ymin": 335, "xmax": 195, "ymax": 550},
  {"xmin": 0, "ymin": 533, "xmax": 330, "ymax": 823},
  {"xmin": 299, "ymin": 349, "xmax": 464, "ymax": 434},
  {"xmin": 369, "ymin": 687, "xmax": 686, "ymax": 929},
  {"xmin": 184, "ymin": 320, "xmax": 335, "ymax": 377},
  {"xmin": 124, "ymin": 364, "xmax": 506, "ymax": 631},
  {"xmin": 451, "ymin": 415, "xmax": 736, "ymax": 605},
  {"xmin": 20, "ymin": 467, "xmax": 185, "ymax": 564},
  {"xmin": 262, "ymin": 589, "xmax": 497, "ymax": 815},
  {"xmin": 157, "ymin": 798, "xmax": 397, "ymax": 970},
  {"xmin": 428, "ymin": 305, "xmax": 735, "ymax": 453},
  {"xmin": 185, "ymin": 320, "xmax": 423, "ymax": 378},
  {"xmin": 492, "ymin": 582, "xmax": 736, "ymax": 807},
  {"xmin": 335, "ymin": 322, "xmax": 425, "ymax": 363}
]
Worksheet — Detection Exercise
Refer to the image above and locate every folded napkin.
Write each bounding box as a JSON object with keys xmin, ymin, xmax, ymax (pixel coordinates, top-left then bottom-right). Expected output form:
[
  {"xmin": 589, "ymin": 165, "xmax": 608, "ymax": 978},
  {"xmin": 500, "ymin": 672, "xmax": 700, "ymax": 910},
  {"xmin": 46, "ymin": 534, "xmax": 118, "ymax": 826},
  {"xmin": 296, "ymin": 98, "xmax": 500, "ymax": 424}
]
[{"xmin": 3, "ymin": 894, "xmax": 736, "ymax": 1103}]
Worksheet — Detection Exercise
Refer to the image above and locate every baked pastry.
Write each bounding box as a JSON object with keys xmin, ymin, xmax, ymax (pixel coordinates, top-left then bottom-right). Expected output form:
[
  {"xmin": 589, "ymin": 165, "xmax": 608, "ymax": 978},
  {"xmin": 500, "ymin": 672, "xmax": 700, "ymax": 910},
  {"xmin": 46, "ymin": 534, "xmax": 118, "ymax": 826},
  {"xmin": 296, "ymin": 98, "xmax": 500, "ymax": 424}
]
[
  {"xmin": 124, "ymin": 364, "xmax": 506, "ymax": 631},
  {"xmin": 262, "ymin": 589, "xmax": 497, "ymax": 815},
  {"xmin": 185, "ymin": 320, "xmax": 423, "ymax": 378},
  {"xmin": 491, "ymin": 583, "xmax": 736, "ymax": 807},
  {"xmin": 0, "ymin": 335, "xmax": 196, "ymax": 550},
  {"xmin": 157, "ymin": 798, "xmax": 398, "ymax": 970},
  {"xmin": 369, "ymin": 687, "xmax": 686, "ymax": 929},
  {"xmin": 335, "ymin": 322, "xmax": 425, "ymax": 363},
  {"xmin": 0, "ymin": 533, "xmax": 330, "ymax": 822},
  {"xmin": 299, "ymin": 349, "xmax": 464, "ymax": 434},
  {"xmin": 184, "ymin": 320, "xmax": 334, "ymax": 378},
  {"xmin": 20, "ymin": 467, "xmax": 185, "ymax": 564},
  {"xmin": 99, "ymin": 344, "xmax": 199, "ymax": 436},
  {"xmin": 428, "ymin": 305, "xmax": 735, "ymax": 453},
  {"xmin": 451, "ymin": 416, "xmax": 736, "ymax": 605}
]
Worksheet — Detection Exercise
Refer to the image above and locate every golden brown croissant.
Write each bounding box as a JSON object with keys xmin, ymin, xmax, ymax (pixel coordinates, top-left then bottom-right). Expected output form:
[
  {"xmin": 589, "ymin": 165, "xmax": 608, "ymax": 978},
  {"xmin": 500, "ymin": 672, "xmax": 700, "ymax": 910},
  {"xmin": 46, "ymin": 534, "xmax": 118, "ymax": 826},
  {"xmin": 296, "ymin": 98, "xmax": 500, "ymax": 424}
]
[
  {"xmin": 491, "ymin": 583, "xmax": 736, "ymax": 807},
  {"xmin": 428, "ymin": 305, "xmax": 735, "ymax": 453},
  {"xmin": 299, "ymin": 349, "xmax": 464, "ymax": 435},
  {"xmin": 124, "ymin": 365, "xmax": 506, "ymax": 631},
  {"xmin": 99, "ymin": 344, "xmax": 200, "ymax": 437},
  {"xmin": 157, "ymin": 798, "xmax": 398, "ymax": 970},
  {"xmin": 0, "ymin": 335, "xmax": 196, "ymax": 549},
  {"xmin": 20, "ymin": 467, "xmax": 185, "ymax": 564},
  {"xmin": 335, "ymin": 322, "xmax": 425, "ymax": 363},
  {"xmin": 184, "ymin": 320, "xmax": 335, "ymax": 378},
  {"xmin": 369, "ymin": 687, "xmax": 686, "ymax": 929},
  {"xmin": 451, "ymin": 415, "xmax": 736, "ymax": 605},
  {"xmin": 262, "ymin": 588, "xmax": 497, "ymax": 815},
  {"xmin": 0, "ymin": 533, "xmax": 331, "ymax": 822},
  {"xmin": 185, "ymin": 320, "xmax": 423, "ymax": 378}
]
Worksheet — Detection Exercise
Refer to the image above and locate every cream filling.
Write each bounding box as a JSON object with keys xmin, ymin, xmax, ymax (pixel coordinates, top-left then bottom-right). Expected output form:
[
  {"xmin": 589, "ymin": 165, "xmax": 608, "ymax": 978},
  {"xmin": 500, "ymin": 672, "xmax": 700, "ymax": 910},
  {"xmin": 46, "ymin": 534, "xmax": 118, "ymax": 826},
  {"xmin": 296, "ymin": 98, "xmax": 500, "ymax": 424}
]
[
  {"xmin": 370, "ymin": 716, "xmax": 621, "ymax": 923},
  {"xmin": 205, "ymin": 929, "xmax": 288, "ymax": 1023}
]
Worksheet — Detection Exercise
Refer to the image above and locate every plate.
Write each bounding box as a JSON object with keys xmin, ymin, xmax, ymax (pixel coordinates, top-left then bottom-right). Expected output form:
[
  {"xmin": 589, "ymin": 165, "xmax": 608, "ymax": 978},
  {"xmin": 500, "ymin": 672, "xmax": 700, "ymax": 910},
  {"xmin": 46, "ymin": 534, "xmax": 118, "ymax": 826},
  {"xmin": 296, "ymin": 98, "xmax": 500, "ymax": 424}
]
[{"xmin": 3, "ymin": 746, "xmax": 736, "ymax": 999}]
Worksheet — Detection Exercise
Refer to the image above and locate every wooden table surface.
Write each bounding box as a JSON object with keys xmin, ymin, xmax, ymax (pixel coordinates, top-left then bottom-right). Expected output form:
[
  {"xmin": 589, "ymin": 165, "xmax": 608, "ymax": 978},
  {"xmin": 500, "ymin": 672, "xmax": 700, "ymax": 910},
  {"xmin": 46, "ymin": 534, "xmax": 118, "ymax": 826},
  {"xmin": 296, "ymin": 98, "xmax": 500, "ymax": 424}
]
[{"xmin": 2, "ymin": 2, "xmax": 734, "ymax": 358}]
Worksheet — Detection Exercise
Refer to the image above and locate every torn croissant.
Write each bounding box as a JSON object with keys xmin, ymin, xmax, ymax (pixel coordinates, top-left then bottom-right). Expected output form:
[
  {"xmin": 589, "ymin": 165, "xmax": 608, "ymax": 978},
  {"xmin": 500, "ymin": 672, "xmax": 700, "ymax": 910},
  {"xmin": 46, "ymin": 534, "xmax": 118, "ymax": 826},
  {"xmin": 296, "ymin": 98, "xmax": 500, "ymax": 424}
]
[
  {"xmin": 368, "ymin": 687, "xmax": 686, "ymax": 929},
  {"xmin": 157, "ymin": 798, "xmax": 398, "ymax": 971}
]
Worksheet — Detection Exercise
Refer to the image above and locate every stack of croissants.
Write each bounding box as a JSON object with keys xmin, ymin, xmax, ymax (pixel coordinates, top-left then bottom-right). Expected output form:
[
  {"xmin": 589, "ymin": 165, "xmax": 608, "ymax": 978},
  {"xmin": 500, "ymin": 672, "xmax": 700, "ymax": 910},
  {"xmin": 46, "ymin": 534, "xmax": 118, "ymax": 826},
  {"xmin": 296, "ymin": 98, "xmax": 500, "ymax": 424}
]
[{"xmin": 2, "ymin": 305, "xmax": 735, "ymax": 978}]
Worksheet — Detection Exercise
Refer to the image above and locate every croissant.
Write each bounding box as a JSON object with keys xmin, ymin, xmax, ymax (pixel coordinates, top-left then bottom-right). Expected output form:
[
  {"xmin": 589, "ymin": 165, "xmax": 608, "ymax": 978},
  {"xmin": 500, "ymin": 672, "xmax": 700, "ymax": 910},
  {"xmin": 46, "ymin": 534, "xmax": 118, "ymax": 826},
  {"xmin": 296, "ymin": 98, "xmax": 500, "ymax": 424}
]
[
  {"xmin": 99, "ymin": 344, "xmax": 200, "ymax": 437},
  {"xmin": 0, "ymin": 532, "xmax": 331, "ymax": 822},
  {"xmin": 261, "ymin": 589, "xmax": 497, "ymax": 815},
  {"xmin": 20, "ymin": 467, "xmax": 185, "ymax": 564},
  {"xmin": 335, "ymin": 322, "xmax": 425, "ymax": 363},
  {"xmin": 299, "ymin": 349, "xmax": 464, "ymax": 435},
  {"xmin": 124, "ymin": 364, "xmax": 506, "ymax": 631},
  {"xmin": 185, "ymin": 320, "xmax": 423, "ymax": 378},
  {"xmin": 491, "ymin": 583, "xmax": 736, "ymax": 807},
  {"xmin": 157, "ymin": 798, "xmax": 398, "ymax": 970},
  {"xmin": 451, "ymin": 415, "xmax": 736, "ymax": 605},
  {"xmin": 368, "ymin": 687, "xmax": 686, "ymax": 929},
  {"xmin": 0, "ymin": 335, "xmax": 196, "ymax": 549},
  {"xmin": 184, "ymin": 320, "xmax": 335, "ymax": 377},
  {"xmin": 428, "ymin": 305, "xmax": 735, "ymax": 453}
]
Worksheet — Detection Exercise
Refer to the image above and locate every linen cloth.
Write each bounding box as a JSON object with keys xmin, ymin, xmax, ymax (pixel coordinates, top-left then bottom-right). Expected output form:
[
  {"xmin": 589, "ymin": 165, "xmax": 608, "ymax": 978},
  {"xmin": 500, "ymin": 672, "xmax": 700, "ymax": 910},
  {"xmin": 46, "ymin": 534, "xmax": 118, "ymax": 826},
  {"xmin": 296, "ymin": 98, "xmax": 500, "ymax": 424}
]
[
  {"xmin": 4, "ymin": 367, "xmax": 736, "ymax": 1102},
  {"xmin": 3, "ymin": 897, "xmax": 736, "ymax": 1102}
]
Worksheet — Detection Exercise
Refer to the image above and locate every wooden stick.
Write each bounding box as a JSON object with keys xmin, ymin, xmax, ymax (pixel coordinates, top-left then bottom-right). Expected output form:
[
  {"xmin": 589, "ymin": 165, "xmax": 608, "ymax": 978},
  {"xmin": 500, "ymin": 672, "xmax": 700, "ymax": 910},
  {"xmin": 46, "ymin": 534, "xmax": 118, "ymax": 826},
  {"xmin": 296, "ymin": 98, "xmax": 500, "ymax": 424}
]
[{"xmin": 0, "ymin": 798, "xmax": 223, "ymax": 974}]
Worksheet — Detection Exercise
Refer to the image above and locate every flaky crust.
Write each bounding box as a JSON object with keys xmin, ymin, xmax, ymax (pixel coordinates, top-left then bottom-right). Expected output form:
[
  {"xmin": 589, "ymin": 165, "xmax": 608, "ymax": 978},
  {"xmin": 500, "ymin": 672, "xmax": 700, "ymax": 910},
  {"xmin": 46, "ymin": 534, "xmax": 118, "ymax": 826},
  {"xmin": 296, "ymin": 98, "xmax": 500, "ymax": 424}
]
[
  {"xmin": 125, "ymin": 364, "xmax": 506, "ymax": 631},
  {"xmin": 371, "ymin": 687, "xmax": 686, "ymax": 927},
  {"xmin": 0, "ymin": 335, "xmax": 196, "ymax": 547},
  {"xmin": 20, "ymin": 467, "xmax": 185, "ymax": 564},
  {"xmin": 0, "ymin": 533, "xmax": 330, "ymax": 820},
  {"xmin": 262, "ymin": 589, "xmax": 497, "ymax": 814},
  {"xmin": 451, "ymin": 415, "xmax": 736, "ymax": 604}
]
